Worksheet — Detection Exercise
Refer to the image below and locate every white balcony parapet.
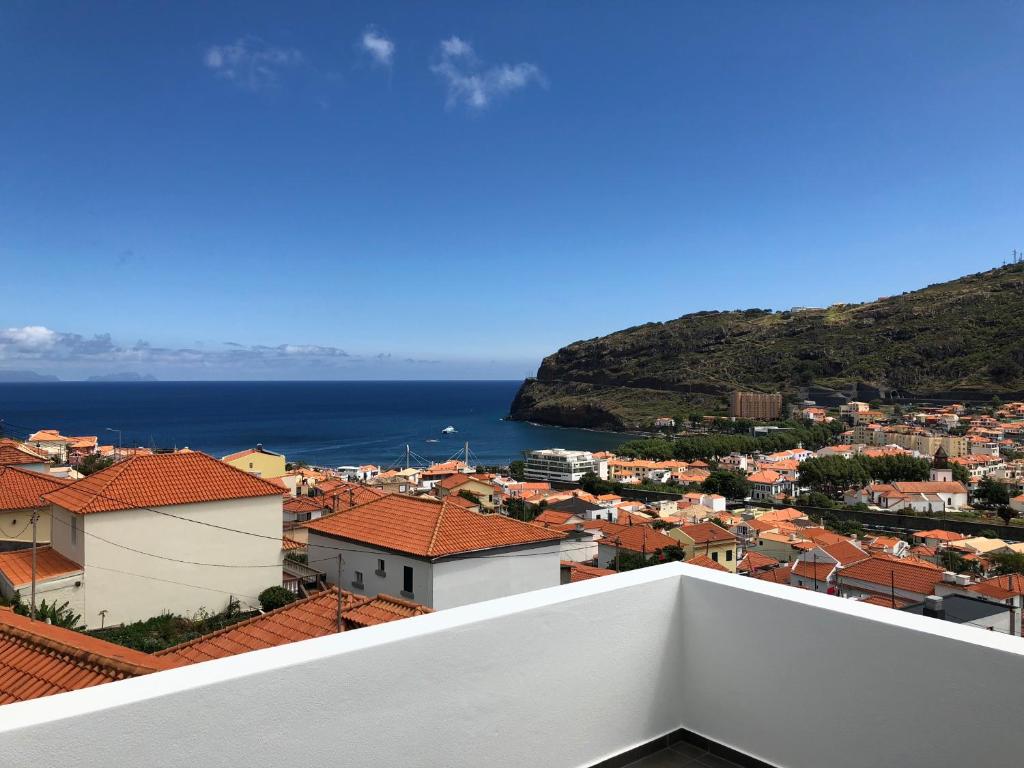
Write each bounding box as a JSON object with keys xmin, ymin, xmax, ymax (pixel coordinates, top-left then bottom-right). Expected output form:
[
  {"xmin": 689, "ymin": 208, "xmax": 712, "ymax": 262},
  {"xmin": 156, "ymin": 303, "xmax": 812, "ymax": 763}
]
[{"xmin": 1, "ymin": 562, "xmax": 1023, "ymax": 767}]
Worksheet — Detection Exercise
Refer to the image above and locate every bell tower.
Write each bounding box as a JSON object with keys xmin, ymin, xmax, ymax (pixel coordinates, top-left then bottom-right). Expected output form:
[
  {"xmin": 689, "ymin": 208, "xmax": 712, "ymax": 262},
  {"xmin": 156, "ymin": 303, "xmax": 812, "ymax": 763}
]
[{"xmin": 930, "ymin": 446, "xmax": 953, "ymax": 483}]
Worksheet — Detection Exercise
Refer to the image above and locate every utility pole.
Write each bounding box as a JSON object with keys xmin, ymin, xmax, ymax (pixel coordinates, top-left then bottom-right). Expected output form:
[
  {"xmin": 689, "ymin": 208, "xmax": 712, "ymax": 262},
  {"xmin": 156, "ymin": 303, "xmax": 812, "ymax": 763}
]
[
  {"xmin": 30, "ymin": 510, "xmax": 39, "ymax": 621},
  {"xmin": 342, "ymin": 557, "xmax": 350, "ymax": 634}
]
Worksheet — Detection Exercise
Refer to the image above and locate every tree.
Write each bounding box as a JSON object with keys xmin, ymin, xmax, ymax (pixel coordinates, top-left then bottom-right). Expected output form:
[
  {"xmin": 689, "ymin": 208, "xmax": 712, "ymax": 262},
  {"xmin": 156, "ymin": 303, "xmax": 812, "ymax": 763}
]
[
  {"xmin": 978, "ymin": 476, "xmax": 1011, "ymax": 507},
  {"xmin": 701, "ymin": 471, "xmax": 750, "ymax": 500},
  {"xmin": 508, "ymin": 460, "xmax": 526, "ymax": 481},
  {"xmin": 258, "ymin": 586, "xmax": 297, "ymax": 612},
  {"xmin": 950, "ymin": 462, "xmax": 971, "ymax": 485},
  {"xmin": 505, "ymin": 497, "xmax": 539, "ymax": 522},
  {"xmin": 579, "ymin": 471, "xmax": 617, "ymax": 495},
  {"xmin": 457, "ymin": 489, "xmax": 481, "ymax": 504},
  {"xmin": 78, "ymin": 454, "xmax": 114, "ymax": 476},
  {"xmin": 989, "ymin": 552, "xmax": 1024, "ymax": 576},
  {"xmin": 10, "ymin": 593, "xmax": 85, "ymax": 630}
]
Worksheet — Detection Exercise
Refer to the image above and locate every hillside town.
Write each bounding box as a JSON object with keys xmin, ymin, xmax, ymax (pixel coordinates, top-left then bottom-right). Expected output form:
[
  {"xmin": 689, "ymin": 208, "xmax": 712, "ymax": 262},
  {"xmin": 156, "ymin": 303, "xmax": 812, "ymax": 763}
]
[{"xmin": 1, "ymin": 396, "xmax": 1023, "ymax": 707}]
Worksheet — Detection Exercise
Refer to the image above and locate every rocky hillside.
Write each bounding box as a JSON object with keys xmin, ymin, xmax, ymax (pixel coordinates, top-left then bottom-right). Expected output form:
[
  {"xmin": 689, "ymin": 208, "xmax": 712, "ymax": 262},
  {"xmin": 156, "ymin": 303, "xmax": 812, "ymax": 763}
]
[{"xmin": 510, "ymin": 263, "xmax": 1024, "ymax": 430}]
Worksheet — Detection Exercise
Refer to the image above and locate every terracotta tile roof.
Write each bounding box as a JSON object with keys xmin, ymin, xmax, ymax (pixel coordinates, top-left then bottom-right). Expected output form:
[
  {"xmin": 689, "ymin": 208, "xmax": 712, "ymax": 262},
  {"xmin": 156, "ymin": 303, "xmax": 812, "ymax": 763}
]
[
  {"xmin": 321, "ymin": 482, "xmax": 390, "ymax": 513},
  {"xmin": 42, "ymin": 452, "xmax": 285, "ymax": 514},
  {"xmin": 748, "ymin": 470, "xmax": 782, "ymax": 484},
  {"xmin": 0, "ymin": 466, "xmax": 70, "ymax": 511},
  {"xmin": 0, "ymin": 606, "xmax": 170, "ymax": 704},
  {"xmin": 600, "ymin": 524, "xmax": 680, "ymax": 554},
  {"xmin": 156, "ymin": 588, "xmax": 430, "ymax": 666},
  {"xmin": 281, "ymin": 537, "xmax": 304, "ymax": 552},
  {"xmin": 752, "ymin": 564, "xmax": 794, "ymax": 583},
  {"xmin": 0, "ymin": 546, "xmax": 82, "ymax": 588},
  {"xmin": 687, "ymin": 554, "xmax": 728, "ymax": 571},
  {"xmin": 532, "ymin": 510, "xmax": 579, "ymax": 527},
  {"xmin": 306, "ymin": 494, "xmax": 563, "ymax": 558},
  {"xmin": 561, "ymin": 561, "xmax": 615, "ymax": 582},
  {"xmin": 221, "ymin": 446, "xmax": 282, "ymax": 462},
  {"xmin": 0, "ymin": 439, "xmax": 48, "ymax": 466},
  {"xmin": 284, "ymin": 495, "xmax": 325, "ymax": 514},
  {"xmin": 27, "ymin": 430, "xmax": 69, "ymax": 443},
  {"xmin": 792, "ymin": 560, "xmax": 836, "ymax": 581},
  {"xmin": 821, "ymin": 540, "xmax": 869, "ymax": 566},
  {"xmin": 738, "ymin": 552, "xmax": 780, "ymax": 573},
  {"xmin": 861, "ymin": 594, "xmax": 915, "ymax": 609},
  {"xmin": 757, "ymin": 507, "xmax": 806, "ymax": 523},
  {"xmin": 967, "ymin": 574, "xmax": 1024, "ymax": 600},
  {"xmin": 677, "ymin": 522, "xmax": 736, "ymax": 545},
  {"xmin": 839, "ymin": 556, "xmax": 945, "ymax": 596},
  {"xmin": 913, "ymin": 529, "xmax": 966, "ymax": 542},
  {"xmin": 890, "ymin": 481, "xmax": 968, "ymax": 495},
  {"xmin": 802, "ymin": 528, "xmax": 847, "ymax": 547}
]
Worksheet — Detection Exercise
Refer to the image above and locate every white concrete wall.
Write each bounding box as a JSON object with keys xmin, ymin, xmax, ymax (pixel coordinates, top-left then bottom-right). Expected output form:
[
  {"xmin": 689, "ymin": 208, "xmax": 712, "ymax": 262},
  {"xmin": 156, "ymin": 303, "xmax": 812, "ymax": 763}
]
[
  {"xmin": 432, "ymin": 543, "xmax": 561, "ymax": 610},
  {"xmin": 308, "ymin": 533, "xmax": 432, "ymax": 605},
  {"xmin": 67, "ymin": 496, "xmax": 283, "ymax": 627},
  {"xmin": 2, "ymin": 564, "xmax": 1024, "ymax": 768}
]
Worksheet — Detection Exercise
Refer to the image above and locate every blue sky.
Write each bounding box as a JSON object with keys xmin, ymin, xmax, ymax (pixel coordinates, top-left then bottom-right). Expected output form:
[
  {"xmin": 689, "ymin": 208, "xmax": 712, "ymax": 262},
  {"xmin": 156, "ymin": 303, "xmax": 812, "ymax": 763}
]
[{"xmin": 1, "ymin": 1, "xmax": 1022, "ymax": 380}]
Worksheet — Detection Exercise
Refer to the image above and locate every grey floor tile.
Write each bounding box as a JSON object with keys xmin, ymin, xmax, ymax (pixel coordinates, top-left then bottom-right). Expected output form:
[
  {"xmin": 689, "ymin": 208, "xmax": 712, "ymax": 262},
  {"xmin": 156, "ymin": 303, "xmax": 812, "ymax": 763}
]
[
  {"xmin": 626, "ymin": 749, "xmax": 698, "ymax": 767},
  {"xmin": 669, "ymin": 741, "xmax": 710, "ymax": 759}
]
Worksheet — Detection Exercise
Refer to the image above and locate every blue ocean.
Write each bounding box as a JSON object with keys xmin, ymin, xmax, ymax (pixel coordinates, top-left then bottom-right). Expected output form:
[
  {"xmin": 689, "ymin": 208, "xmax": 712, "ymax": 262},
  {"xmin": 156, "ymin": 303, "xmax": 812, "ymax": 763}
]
[{"xmin": 0, "ymin": 381, "xmax": 625, "ymax": 468}]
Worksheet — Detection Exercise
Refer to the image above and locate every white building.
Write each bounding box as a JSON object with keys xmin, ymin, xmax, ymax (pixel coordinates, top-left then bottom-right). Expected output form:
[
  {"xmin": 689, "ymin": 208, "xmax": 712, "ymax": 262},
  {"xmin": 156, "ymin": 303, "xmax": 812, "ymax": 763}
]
[
  {"xmin": 522, "ymin": 449, "xmax": 599, "ymax": 483},
  {"xmin": 0, "ymin": 453, "xmax": 286, "ymax": 628},
  {"xmin": 306, "ymin": 494, "xmax": 564, "ymax": 610}
]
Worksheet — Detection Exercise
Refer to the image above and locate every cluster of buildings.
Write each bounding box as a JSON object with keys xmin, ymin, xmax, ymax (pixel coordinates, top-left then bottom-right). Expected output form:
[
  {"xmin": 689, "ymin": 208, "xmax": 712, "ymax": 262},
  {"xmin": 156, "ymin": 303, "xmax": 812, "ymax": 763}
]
[{"xmin": 2, "ymin": 398, "xmax": 1024, "ymax": 711}]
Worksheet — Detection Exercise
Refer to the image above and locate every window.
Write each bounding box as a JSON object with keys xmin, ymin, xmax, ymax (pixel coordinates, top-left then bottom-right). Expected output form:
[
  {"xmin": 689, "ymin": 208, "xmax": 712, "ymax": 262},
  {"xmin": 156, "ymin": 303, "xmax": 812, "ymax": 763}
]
[
  {"xmin": 402, "ymin": 566, "xmax": 414, "ymax": 597},
  {"xmin": 353, "ymin": 570, "xmax": 364, "ymax": 589},
  {"xmin": 711, "ymin": 551, "xmax": 719, "ymax": 562},
  {"xmin": 376, "ymin": 558, "xmax": 386, "ymax": 577},
  {"xmin": 71, "ymin": 516, "xmax": 79, "ymax": 546},
  {"xmin": 726, "ymin": 550, "xmax": 733, "ymax": 562}
]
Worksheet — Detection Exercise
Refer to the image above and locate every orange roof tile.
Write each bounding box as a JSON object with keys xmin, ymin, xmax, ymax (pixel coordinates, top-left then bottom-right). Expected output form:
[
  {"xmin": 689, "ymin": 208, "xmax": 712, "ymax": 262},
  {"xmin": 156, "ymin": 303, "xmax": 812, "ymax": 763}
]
[
  {"xmin": 752, "ymin": 564, "xmax": 794, "ymax": 583},
  {"xmin": 281, "ymin": 537, "xmax": 304, "ymax": 551},
  {"xmin": 839, "ymin": 556, "xmax": 944, "ymax": 596},
  {"xmin": 687, "ymin": 554, "xmax": 728, "ymax": 571},
  {"xmin": 792, "ymin": 560, "xmax": 837, "ymax": 581},
  {"xmin": 321, "ymin": 482, "xmax": 390, "ymax": 513},
  {"xmin": 822, "ymin": 540, "xmax": 869, "ymax": 566},
  {"xmin": 561, "ymin": 561, "xmax": 615, "ymax": 582},
  {"xmin": 599, "ymin": 524, "xmax": 680, "ymax": 554},
  {"xmin": 0, "ymin": 439, "xmax": 48, "ymax": 466},
  {"xmin": 0, "ymin": 607, "xmax": 170, "ymax": 704},
  {"xmin": 42, "ymin": 452, "xmax": 285, "ymax": 514},
  {"xmin": 0, "ymin": 546, "xmax": 82, "ymax": 588},
  {"xmin": 306, "ymin": 494, "xmax": 563, "ymax": 558},
  {"xmin": 967, "ymin": 574, "xmax": 1024, "ymax": 600},
  {"xmin": 738, "ymin": 551, "xmax": 779, "ymax": 573},
  {"xmin": 913, "ymin": 529, "xmax": 966, "ymax": 542},
  {"xmin": 0, "ymin": 466, "xmax": 70, "ymax": 511},
  {"xmin": 678, "ymin": 522, "xmax": 735, "ymax": 545},
  {"xmin": 157, "ymin": 588, "xmax": 430, "ymax": 666}
]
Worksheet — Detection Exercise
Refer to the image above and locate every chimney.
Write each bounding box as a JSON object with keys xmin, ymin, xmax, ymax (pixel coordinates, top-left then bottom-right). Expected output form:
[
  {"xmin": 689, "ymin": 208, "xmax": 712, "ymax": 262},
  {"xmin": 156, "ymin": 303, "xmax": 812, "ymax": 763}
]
[
  {"xmin": 923, "ymin": 595, "xmax": 945, "ymax": 620},
  {"xmin": 575, "ymin": 523, "xmax": 584, "ymax": 532}
]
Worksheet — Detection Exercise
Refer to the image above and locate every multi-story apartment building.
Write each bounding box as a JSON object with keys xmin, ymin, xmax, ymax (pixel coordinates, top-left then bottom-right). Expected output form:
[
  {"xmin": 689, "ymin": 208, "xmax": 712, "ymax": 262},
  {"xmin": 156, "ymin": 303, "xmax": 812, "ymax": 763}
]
[
  {"xmin": 851, "ymin": 424, "xmax": 967, "ymax": 457},
  {"xmin": 728, "ymin": 391, "xmax": 782, "ymax": 420},
  {"xmin": 522, "ymin": 449, "xmax": 599, "ymax": 482}
]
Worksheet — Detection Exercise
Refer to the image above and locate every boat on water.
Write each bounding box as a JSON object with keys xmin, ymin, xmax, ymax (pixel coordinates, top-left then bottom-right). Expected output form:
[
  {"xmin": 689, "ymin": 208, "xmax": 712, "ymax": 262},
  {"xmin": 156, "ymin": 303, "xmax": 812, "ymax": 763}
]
[
  {"xmin": 441, "ymin": 425, "xmax": 457, "ymax": 434},
  {"xmin": 425, "ymin": 438, "xmax": 439, "ymax": 443}
]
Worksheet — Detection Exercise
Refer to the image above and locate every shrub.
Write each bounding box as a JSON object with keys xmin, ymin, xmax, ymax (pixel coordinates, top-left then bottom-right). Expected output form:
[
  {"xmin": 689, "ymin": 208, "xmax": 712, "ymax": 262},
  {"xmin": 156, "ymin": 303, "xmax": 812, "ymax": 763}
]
[{"xmin": 259, "ymin": 586, "xmax": 297, "ymax": 612}]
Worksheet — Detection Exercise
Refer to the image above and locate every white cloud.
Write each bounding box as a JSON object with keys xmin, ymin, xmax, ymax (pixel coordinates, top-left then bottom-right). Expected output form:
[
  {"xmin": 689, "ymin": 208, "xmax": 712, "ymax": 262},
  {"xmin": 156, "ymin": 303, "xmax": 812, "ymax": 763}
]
[
  {"xmin": 431, "ymin": 37, "xmax": 545, "ymax": 109},
  {"xmin": 440, "ymin": 36, "xmax": 473, "ymax": 58},
  {"xmin": 361, "ymin": 28, "xmax": 395, "ymax": 66},
  {"xmin": 0, "ymin": 326, "xmax": 57, "ymax": 350},
  {"xmin": 203, "ymin": 36, "xmax": 304, "ymax": 90}
]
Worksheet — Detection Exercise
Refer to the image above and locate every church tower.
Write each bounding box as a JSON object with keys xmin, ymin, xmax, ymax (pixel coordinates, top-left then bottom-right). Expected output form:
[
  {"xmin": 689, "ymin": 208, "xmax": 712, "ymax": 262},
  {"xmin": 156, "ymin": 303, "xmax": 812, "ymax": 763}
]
[{"xmin": 929, "ymin": 446, "xmax": 953, "ymax": 483}]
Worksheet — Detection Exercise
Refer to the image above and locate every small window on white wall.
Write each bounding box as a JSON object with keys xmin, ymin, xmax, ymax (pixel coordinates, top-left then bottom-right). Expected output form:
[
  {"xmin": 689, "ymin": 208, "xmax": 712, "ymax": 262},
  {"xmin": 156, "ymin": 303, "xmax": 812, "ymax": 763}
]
[{"xmin": 71, "ymin": 516, "xmax": 79, "ymax": 546}]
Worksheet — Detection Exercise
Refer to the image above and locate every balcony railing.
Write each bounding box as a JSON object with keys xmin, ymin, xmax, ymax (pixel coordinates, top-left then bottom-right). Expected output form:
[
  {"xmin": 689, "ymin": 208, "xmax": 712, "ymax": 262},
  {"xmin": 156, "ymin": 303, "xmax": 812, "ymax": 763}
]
[{"xmin": 1, "ymin": 562, "xmax": 1022, "ymax": 767}]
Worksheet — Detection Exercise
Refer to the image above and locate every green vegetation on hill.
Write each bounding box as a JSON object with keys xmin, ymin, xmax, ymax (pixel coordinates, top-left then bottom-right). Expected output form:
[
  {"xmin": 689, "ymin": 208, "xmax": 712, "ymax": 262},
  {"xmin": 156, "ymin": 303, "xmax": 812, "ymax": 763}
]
[
  {"xmin": 615, "ymin": 420, "xmax": 844, "ymax": 461},
  {"xmin": 510, "ymin": 263, "xmax": 1024, "ymax": 429}
]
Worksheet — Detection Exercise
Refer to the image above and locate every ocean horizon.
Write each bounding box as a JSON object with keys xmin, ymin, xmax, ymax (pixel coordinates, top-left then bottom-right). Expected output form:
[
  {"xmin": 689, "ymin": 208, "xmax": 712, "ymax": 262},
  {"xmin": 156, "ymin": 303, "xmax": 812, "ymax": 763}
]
[{"xmin": 0, "ymin": 380, "xmax": 625, "ymax": 468}]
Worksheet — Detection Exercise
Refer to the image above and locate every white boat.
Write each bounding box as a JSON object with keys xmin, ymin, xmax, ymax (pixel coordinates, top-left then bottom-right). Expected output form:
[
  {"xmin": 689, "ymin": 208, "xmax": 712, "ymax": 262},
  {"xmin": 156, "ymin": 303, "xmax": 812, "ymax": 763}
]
[{"xmin": 441, "ymin": 426, "xmax": 457, "ymax": 434}]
